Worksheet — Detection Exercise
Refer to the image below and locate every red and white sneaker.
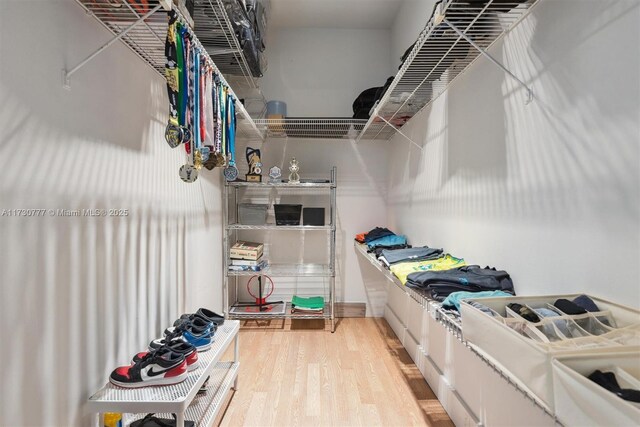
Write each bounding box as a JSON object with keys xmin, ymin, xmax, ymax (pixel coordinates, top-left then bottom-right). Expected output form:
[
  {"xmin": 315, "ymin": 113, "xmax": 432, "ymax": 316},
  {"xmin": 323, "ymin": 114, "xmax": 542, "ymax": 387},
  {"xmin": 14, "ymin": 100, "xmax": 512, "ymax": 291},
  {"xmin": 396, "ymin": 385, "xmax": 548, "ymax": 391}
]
[
  {"xmin": 133, "ymin": 342, "xmax": 199, "ymax": 372},
  {"xmin": 109, "ymin": 347, "xmax": 187, "ymax": 388}
]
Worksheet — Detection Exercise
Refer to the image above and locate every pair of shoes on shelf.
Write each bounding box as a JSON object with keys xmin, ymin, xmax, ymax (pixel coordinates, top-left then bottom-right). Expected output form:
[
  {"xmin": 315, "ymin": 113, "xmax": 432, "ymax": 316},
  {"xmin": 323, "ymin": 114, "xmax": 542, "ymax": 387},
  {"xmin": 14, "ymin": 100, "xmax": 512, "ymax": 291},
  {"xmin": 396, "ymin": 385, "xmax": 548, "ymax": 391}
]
[
  {"xmin": 109, "ymin": 341, "xmax": 199, "ymax": 388},
  {"xmin": 153, "ymin": 308, "xmax": 224, "ymax": 352}
]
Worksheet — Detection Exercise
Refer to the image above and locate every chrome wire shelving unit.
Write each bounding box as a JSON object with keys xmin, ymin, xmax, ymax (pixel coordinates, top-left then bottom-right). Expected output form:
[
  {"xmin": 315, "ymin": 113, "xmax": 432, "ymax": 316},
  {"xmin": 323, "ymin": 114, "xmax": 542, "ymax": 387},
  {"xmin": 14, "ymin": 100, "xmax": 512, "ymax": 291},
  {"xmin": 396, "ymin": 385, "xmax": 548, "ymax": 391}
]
[
  {"xmin": 87, "ymin": 321, "xmax": 240, "ymax": 427},
  {"xmin": 354, "ymin": 242, "xmax": 557, "ymax": 420},
  {"xmin": 223, "ymin": 168, "xmax": 337, "ymax": 332},
  {"xmin": 254, "ymin": 118, "xmax": 366, "ymax": 140},
  {"xmin": 71, "ymin": 0, "xmax": 263, "ymax": 140},
  {"xmin": 357, "ymin": 0, "xmax": 539, "ymax": 142}
]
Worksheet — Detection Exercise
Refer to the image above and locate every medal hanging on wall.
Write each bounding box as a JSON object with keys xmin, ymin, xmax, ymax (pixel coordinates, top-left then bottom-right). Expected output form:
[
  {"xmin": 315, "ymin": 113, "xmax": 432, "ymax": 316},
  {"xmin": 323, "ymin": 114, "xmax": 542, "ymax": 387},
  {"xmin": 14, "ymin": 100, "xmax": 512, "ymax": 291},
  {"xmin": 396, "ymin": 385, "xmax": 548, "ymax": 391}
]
[
  {"xmin": 212, "ymin": 74, "xmax": 226, "ymax": 168},
  {"xmin": 223, "ymin": 93, "xmax": 239, "ymax": 181},
  {"xmin": 179, "ymin": 35, "xmax": 198, "ymax": 183},
  {"xmin": 203, "ymin": 67, "xmax": 217, "ymax": 171},
  {"xmin": 164, "ymin": 11, "xmax": 182, "ymax": 148},
  {"xmin": 196, "ymin": 58, "xmax": 210, "ymax": 165}
]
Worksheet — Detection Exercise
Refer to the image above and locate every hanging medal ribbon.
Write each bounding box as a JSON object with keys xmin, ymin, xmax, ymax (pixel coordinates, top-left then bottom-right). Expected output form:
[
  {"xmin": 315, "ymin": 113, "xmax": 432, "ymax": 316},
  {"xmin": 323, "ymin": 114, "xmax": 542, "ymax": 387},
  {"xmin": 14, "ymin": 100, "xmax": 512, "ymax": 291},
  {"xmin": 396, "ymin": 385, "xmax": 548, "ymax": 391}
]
[
  {"xmin": 180, "ymin": 33, "xmax": 198, "ymax": 183},
  {"xmin": 164, "ymin": 11, "xmax": 182, "ymax": 148},
  {"xmin": 223, "ymin": 93, "xmax": 239, "ymax": 181},
  {"xmin": 192, "ymin": 50, "xmax": 204, "ymax": 170}
]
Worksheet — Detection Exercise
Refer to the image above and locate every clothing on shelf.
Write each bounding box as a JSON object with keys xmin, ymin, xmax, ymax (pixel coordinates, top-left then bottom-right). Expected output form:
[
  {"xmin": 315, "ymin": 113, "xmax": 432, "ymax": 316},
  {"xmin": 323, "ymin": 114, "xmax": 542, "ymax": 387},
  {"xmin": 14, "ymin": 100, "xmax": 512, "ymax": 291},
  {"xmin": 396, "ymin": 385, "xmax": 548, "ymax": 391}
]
[
  {"xmin": 588, "ymin": 370, "xmax": 640, "ymax": 403},
  {"xmin": 441, "ymin": 290, "xmax": 511, "ymax": 311},
  {"xmin": 291, "ymin": 295, "xmax": 325, "ymax": 314},
  {"xmin": 371, "ymin": 244, "xmax": 411, "ymax": 258},
  {"xmin": 363, "ymin": 227, "xmax": 396, "ymax": 243},
  {"xmin": 380, "ymin": 246, "xmax": 443, "ymax": 266},
  {"xmin": 573, "ymin": 294, "xmax": 601, "ymax": 312},
  {"xmin": 508, "ymin": 303, "xmax": 541, "ymax": 323},
  {"xmin": 554, "ymin": 298, "xmax": 588, "ymax": 315},
  {"xmin": 405, "ymin": 265, "xmax": 515, "ymax": 301},
  {"xmin": 366, "ymin": 234, "xmax": 408, "ymax": 250},
  {"xmin": 468, "ymin": 301, "xmax": 497, "ymax": 317},
  {"xmin": 390, "ymin": 254, "xmax": 465, "ymax": 285}
]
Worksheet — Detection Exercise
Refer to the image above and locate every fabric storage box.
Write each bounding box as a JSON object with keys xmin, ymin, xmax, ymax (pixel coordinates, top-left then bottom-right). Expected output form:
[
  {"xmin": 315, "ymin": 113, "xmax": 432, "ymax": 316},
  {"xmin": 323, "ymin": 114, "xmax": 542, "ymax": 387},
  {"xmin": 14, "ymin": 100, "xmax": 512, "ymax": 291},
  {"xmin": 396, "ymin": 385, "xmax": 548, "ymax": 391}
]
[
  {"xmin": 460, "ymin": 294, "xmax": 640, "ymax": 411},
  {"xmin": 238, "ymin": 203, "xmax": 268, "ymax": 225},
  {"xmin": 552, "ymin": 351, "xmax": 640, "ymax": 427},
  {"xmin": 274, "ymin": 204, "xmax": 302, "ymax": 225}
]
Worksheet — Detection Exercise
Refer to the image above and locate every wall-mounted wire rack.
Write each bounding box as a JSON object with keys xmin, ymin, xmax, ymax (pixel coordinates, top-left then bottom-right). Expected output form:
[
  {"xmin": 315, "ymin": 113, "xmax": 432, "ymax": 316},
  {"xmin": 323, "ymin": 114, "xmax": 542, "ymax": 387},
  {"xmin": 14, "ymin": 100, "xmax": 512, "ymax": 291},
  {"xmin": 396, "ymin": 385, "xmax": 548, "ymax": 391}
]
[
  {"xmin": 252, "ymin": 118, "xmax": 399, "ymax": 140},
  {"xmin": 71, "ymin": 0, "xmax": 263, "ymax": 140},
  {"xmin": 357, "ymin": 0, "xmax": 540, "ymax": 142}
]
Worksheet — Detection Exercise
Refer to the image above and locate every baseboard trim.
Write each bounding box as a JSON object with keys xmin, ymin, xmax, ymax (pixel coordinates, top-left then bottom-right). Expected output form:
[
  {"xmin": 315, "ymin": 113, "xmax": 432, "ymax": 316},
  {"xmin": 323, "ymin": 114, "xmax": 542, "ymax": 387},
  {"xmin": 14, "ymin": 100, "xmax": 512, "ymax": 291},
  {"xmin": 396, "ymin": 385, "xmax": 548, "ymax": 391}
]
[{"xmin": 335, "ymin": 303, "xmax": 366, "ymax": 318}]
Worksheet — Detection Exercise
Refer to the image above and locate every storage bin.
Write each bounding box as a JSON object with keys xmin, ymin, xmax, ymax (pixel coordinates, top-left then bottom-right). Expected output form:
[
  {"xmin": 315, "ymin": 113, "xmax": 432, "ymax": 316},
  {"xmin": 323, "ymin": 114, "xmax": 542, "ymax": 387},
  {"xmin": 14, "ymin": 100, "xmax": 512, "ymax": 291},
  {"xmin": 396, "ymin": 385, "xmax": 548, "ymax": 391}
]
[
  {"xmin": 302, "ymin": 207, "xmax": 325, "ymax": 226},
  {"xmin": 238, "ymin": 203, "xmax": 268, "ymax": 225},
  {"xmin": 460, "ymin": 294, "xmax": 640, "ymax": 411},
  {"xmin": 552, "ymin": 351, "xmax": 640, "ymax": 427},
  {"xmin": 274, "ymin": 204, "xmax": 302, "ymax": 225}
]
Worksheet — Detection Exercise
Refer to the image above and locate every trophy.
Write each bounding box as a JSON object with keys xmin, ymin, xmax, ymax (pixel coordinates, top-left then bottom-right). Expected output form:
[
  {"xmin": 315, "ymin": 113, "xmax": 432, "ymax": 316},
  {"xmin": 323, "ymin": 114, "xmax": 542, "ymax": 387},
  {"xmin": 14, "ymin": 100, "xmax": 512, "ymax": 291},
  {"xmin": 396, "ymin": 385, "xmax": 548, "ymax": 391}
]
[
  {"xmin": 288, "ymin": 158, "xmax": 300, "ymax": 184},
  {"xmin": 268, "ymin": 166, "xmax": 282, "ymax": 183},
  {"xmin": 245, "ymin": 147, "xmax": 263, "ymax": 182}
]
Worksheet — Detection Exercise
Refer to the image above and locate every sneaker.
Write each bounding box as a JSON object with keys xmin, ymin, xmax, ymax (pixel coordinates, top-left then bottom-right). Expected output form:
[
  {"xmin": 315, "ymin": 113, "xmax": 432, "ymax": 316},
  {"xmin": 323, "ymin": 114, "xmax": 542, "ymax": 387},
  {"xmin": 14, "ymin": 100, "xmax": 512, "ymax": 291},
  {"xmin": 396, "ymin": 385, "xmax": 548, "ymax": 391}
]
[
  {"xmin": 150, "ymin": 321, "xmax": 213, "ymax": 352},
  {"xmin": 165, "ymin": 317, "xmax": 214, "ymax": 337},
  {"xmin": 110, "ymin": 347, "xmax": 187, "ymax": 388},
  {"xmin": 134, "ymin": 342, "xmax": 199, "ymax": 372},
  {"xmin": 177, "ymin": 308, "xmax": 225, "ymax": 327}
]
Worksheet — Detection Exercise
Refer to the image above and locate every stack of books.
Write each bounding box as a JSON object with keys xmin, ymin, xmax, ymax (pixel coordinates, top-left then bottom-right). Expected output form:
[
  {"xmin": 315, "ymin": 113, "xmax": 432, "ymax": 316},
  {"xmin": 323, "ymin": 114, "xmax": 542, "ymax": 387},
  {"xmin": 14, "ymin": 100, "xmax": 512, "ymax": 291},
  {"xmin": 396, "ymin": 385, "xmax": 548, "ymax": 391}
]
[
  {"xmin": 229, "ymin": 241, "xmax": 268, "ymax": 271},
  {"xmin": 291, "ymin": 295, "xmax": 325, "ymax": 314}
]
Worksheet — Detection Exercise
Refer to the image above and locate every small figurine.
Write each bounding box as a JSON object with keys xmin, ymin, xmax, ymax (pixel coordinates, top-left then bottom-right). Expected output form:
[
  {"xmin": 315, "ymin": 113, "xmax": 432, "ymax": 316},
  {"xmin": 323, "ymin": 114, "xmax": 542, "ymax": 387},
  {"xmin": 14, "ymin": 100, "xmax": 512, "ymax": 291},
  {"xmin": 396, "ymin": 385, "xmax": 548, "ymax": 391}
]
[
  {"xmin": 269, "ymin": 166, "xmax": 282, "ymax": 183},
  {"xmin": 288, "ymin": 158, "xmax": 300, "ymax": 184}
]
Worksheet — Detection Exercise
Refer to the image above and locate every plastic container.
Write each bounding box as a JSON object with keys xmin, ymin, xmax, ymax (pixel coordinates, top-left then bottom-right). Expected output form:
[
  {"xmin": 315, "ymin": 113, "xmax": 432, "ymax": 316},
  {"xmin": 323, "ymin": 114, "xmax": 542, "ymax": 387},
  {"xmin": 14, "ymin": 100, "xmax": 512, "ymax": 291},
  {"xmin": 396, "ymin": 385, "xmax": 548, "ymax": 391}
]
[
  {"xmin": 274, "ymin": 204, "xmax": 302, "ymax": 225},
  {"xmin": 266, "ymin": 100, "xmax": 287, "ymax": 117},
  {"xmin": 238, "ymin": 203, "xmax": 268, "ymax": 225}
]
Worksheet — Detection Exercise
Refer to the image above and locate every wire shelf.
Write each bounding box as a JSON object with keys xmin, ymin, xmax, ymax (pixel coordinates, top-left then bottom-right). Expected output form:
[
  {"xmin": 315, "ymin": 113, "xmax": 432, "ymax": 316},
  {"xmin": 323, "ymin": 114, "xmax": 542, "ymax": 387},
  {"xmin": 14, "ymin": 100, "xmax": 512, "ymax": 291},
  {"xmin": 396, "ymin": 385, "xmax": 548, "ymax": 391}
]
[
  {"xmin": 75, "ymin": 0, "xmax": 262, "ymax": 140},
  {"xmin": 229, "ymin": 302, "xmax": 332, "ymax": 320},
  {"xmin": 358, "ymin": 0, "xmax": 539, "ymax": 141},
  {"xmin": 255, "ymin": 118, "xmax": 369, "ymax": 140},
  {"xmin": 125, "ymin": 362, "xmax": 239, "ymax": 427},
  {"xmin": 227, "ymin": 263, "xmax": 333, "ymax": 277},
  {"xmin": 227, "ymin": 181, "xmax": 334, "ymax": 188},
  {"xmin": 226, "ymin": 224, "xmax": 333, "ymax": 231},
  {"xmin": 87, "ymin": 321, "xmax": 239, "ymax": 414}
]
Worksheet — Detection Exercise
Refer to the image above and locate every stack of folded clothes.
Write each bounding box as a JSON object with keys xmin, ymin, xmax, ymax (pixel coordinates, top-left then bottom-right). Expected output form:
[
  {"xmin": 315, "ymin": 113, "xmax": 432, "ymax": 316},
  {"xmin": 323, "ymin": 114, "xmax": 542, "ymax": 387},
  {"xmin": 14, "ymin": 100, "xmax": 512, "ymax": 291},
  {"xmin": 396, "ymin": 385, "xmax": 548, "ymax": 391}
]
[
  {"xmin": 378, "ymin": 246, "xmax": 443, "ymax": 267},
  {"xmin": 405, "ymin": 265, "xmax": 515, "ymax": 301},
  {"xmin": 355, "ymin": 227, "xmax": 410, "ymax": 253}
]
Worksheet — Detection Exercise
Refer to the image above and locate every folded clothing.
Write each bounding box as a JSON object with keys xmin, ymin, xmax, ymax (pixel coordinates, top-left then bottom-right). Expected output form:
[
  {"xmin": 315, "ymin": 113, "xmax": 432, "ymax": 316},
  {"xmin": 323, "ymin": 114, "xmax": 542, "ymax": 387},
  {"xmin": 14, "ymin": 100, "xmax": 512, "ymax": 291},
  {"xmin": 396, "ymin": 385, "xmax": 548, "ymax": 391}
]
[
  {"xmin": 364, "ymin": 227, "xmax": 395, "ymax": 243},
  {"xmin": 554, "ymin": 298, "xmax": 588, "ymax": 315},
  {"xmin": 468, "ymin": 301, "xmax": 497, "ymax": 317},
  {"xmin": 390, "ymin": 254, "xmax": 466, "ymax": 285},
  {"xmin": 508, "ymin": 302, "xmax": 541, "ymax": 323},
  {"xmin": 406, "ymin": 265, "xmax": 515, "ymax": 301},
  {"xmin": 442, "ymin": 290, "xmax": 511, "ymax": 311},
  {"xmin": 355, "ymin": 232, "xmax": 367, "ymax": 243},
  {"xmin": 534, "ymin": 307, "xmax": 572, "ymax": 337},
  {"xmin": 573, "ymin": 294, "xmax": 601, "ymax": 312},
  {"xmin": 370, "ymin": 244, "xmax": 411, "ymax": 257},
  {"xmin": 367, "ymin": 234, "xmax": 407, "ymax": 249},
  {"xmin": 588, "ymin": 370, "xmax": 640, "ymax": 403},
  {"xmin": 381, "ymin": 246, "xmax": 443, "ymax": 265}
]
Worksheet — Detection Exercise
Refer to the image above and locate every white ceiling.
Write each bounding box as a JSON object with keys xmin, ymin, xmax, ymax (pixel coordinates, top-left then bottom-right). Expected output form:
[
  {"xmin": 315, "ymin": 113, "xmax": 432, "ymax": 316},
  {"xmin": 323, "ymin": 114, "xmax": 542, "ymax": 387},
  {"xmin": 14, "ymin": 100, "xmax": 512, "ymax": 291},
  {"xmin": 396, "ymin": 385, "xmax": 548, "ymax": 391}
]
[{"xmin": 268, "ymin": 0, "xmax": 405, "ymax": 30}]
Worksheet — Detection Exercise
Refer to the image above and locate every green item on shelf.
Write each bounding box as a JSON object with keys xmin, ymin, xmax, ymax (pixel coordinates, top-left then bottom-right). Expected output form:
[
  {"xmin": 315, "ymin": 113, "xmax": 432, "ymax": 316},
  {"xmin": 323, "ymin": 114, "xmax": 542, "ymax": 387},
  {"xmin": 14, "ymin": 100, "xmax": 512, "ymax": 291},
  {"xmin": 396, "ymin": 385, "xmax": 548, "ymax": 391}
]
[{"xmin": 291, "ymin": 295, "xmax": 325, "ymax": 309}]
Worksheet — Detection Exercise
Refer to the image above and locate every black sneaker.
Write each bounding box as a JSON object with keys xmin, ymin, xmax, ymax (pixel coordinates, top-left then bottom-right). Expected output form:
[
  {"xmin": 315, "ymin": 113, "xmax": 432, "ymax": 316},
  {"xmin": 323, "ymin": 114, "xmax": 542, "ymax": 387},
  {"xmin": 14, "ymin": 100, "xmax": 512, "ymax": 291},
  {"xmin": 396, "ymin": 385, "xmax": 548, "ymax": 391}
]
[
  {"xmin": 110, "ymin": 347, "xmax": 187, "ymax": 388},
  {"xmin": 134, "ymin": 342, "xmax": 199, "ymax": 372},
  {"xmin": 177, "ymin": 308, "xmax": 225, "ymax": 326}
]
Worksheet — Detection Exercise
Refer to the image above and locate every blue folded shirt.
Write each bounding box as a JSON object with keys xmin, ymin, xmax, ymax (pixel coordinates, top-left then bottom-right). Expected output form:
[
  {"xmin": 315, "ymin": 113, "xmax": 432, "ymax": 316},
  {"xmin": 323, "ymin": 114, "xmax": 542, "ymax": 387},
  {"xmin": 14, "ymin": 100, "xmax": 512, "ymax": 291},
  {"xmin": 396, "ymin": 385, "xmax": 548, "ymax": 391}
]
[
  {"xmin": 367, "ymin": 234, "xmax": 407, "ymax": 249},
  {"xmin": 442, "ymin": 290, "xmax": 512, "ymax": 311}
]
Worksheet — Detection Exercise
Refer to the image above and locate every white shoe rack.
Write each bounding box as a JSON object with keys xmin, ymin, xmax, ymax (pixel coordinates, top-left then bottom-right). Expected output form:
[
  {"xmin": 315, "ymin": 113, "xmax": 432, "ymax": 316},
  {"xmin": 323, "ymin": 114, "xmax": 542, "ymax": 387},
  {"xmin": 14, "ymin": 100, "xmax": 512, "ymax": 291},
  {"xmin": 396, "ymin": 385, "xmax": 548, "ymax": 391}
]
[{"xmin": 88, "ymin": 320, "xmax": 240, "ymax": 427}]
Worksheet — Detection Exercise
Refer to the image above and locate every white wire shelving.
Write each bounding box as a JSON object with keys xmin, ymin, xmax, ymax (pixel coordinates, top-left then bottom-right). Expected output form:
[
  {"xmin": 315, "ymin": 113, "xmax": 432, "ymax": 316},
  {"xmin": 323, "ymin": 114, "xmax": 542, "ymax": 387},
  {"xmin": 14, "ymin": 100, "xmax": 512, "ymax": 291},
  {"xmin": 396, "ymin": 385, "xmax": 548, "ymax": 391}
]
[
  {"xmin": 357, "ymin": 0, "xmax": 539, "ymax": 142},
  {"xmin": 72, "ymin": 0, "xmax": 263, "ymax": 140},
  {"xmin": 87, "ymin": 320, "xmax": 240, "ymax": 427}
]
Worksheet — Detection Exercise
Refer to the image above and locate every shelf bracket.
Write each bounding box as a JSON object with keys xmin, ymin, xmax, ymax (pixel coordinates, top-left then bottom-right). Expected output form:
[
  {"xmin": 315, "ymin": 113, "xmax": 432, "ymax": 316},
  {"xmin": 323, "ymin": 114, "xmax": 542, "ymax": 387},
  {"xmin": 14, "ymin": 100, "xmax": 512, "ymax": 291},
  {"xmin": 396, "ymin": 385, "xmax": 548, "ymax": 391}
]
[
  {"xmin": 442, "ymin": 18, "xmax": 534, "ymax": 104},
  {"xmin": 63, "ymin": 3, "xmax": 164, "ymax": 90},
  {"xmin": 376, "ymin": 115, "xmax": 423, "ymax": 150}
]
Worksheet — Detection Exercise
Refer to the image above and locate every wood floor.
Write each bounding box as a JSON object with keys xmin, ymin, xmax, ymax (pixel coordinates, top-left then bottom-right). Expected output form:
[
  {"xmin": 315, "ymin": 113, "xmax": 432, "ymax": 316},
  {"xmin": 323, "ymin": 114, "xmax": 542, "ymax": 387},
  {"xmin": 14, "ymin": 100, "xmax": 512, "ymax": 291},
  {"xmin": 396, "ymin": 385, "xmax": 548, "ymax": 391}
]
[{"xmin": 218, "ymin": 318, "xmax": 453, "ymax": 427}]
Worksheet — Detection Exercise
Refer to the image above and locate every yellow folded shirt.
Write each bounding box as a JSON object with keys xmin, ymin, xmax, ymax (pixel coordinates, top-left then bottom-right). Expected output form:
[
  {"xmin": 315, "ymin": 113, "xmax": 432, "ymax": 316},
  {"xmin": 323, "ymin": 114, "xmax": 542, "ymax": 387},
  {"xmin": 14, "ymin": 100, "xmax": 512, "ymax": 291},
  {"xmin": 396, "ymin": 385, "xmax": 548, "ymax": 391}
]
[{"xmin": 390, "ymin": 254, "xmax": 466, "ymax": 285}]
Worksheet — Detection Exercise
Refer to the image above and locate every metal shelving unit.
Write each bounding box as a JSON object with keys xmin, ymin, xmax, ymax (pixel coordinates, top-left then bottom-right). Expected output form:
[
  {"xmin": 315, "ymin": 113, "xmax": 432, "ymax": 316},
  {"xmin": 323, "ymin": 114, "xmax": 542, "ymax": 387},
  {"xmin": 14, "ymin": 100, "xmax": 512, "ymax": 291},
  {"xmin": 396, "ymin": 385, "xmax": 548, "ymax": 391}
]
[
  {"xmin": 87, "ymin": 320, "xmax": 240, "ymax": 427},
  {"xmin": 71, "ymin": 0, "xmax": 263, "ymax": 140},
  {"xmin": 223, "ymin": 167, "xmax": 337, "ymax": 332},
  {"xmin": 357, "ymin": 0, "xmax": 539, "ymax": 142}
]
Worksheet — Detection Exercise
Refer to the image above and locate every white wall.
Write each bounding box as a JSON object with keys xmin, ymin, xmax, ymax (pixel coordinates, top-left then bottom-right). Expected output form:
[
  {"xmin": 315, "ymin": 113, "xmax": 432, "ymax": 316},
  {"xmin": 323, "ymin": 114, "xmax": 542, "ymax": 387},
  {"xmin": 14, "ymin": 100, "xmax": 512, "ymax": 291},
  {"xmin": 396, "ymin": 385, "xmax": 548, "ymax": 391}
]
[
  {"xmin": 260, "ymin": 27, "xmax": 394, "ymax": 116},
  {"xmin": 0, "ymin": 1, "xmax": 223, "ymax": 425},
  {"xmin": 387, "ymin": 0, "xmax": 640, "ymax": 308}
]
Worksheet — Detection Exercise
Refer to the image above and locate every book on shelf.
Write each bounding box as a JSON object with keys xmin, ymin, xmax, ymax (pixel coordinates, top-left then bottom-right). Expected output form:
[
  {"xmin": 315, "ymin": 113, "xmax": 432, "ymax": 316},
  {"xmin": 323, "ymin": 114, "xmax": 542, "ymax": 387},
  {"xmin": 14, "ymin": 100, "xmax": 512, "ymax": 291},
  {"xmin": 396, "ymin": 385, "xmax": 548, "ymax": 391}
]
[
  {"xmin": 231, "ymin": 257, "xmax": 264, "ymax": 266},
  {"xmin": 228, "ymin": 259, "xmax": 268, "ymax": 271},
  {"xmin": 230, "ymin": 241, "xmax": 264, "ymax": 260}
]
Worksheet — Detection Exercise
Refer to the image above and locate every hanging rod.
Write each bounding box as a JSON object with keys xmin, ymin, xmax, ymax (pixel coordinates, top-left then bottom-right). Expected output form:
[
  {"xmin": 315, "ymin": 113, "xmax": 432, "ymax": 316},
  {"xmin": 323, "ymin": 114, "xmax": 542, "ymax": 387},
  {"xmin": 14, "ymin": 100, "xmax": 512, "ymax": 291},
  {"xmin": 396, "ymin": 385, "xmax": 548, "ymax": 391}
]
[{"xmin": 63, "ymin": 2, "xmax": 167, "ymax": 89}]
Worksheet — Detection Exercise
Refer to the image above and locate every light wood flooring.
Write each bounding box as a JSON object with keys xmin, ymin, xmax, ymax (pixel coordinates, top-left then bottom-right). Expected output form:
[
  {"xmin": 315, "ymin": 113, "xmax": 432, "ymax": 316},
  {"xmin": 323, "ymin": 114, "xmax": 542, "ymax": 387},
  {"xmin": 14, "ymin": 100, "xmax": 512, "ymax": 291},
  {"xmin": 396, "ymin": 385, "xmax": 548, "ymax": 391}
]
[{"xmin": 218, "ymin": 318, "xmax": 453, "ymax": 427}]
